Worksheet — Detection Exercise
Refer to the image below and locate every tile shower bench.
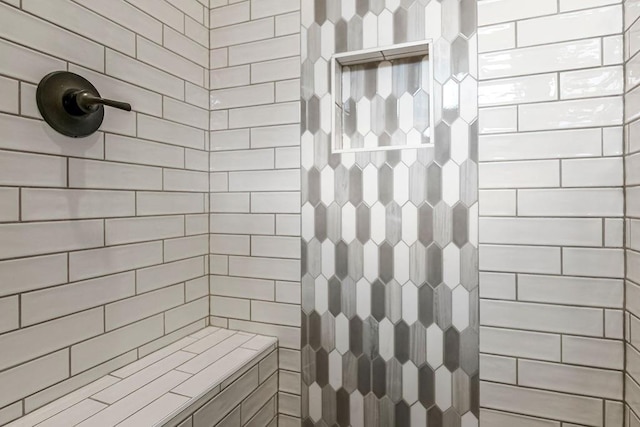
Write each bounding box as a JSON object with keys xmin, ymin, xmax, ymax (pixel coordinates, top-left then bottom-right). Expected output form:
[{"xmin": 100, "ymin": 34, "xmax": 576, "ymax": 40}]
[{"xmin": 8, "ymin": 327, "xmax": 278, "ymax": 427}]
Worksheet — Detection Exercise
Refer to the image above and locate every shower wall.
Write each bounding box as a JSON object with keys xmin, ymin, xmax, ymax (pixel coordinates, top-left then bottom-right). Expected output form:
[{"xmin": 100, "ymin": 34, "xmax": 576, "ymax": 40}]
[
  {"xmin": 301, "ymin": 1, "xmax": 479, "ymax": 425},
  {"xmin": 477, "ymin": 1, "xmax": 625, "ymax": 426},
  {"xmin": 0, "ymin": 1, "xmax": 210, "ymax": 423},
  {"xmin": 626, "ymin": 0, "xmax": 640, "ymax": 424},
  {"xmin": 206, "ymin": 1, "xmax": 303, "ymax": 425}
]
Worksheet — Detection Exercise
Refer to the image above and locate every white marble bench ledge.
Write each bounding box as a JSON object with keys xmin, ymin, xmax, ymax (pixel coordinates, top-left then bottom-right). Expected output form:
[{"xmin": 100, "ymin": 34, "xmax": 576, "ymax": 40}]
[{"xmin": 7, "ymin": 327, "xmax": 278, "ymax": 427}]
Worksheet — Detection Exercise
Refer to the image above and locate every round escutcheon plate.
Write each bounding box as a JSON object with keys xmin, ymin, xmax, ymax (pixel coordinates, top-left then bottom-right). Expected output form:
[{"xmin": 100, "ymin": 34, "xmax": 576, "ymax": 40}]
[{"xmin": 36, "ymin": 71, "xmax": 105, "ymax": 138}]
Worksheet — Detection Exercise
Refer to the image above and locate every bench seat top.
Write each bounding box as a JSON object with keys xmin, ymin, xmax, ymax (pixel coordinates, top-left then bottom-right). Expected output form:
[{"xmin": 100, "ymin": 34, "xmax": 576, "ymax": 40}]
[{"xmin": 9, "ymin": 327, "xmax": 277, "ymax": 427}]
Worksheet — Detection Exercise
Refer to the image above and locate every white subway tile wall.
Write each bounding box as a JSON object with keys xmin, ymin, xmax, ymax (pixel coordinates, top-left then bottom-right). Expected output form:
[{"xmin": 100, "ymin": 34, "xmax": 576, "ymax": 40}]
[
  {"xmin": 207, "ymin": 1, "xmax": 301, "ymax": 424},
  {"xmin": 0, "ymin": 0, "xmax": 211, "ymax": 421},
  {"xmin": 478, "ymin": 0, "xmax": 625, "ymax": 426},
  {"xmin": 628, "ymin": 0, "xmax": 640, "ymax": 424}
]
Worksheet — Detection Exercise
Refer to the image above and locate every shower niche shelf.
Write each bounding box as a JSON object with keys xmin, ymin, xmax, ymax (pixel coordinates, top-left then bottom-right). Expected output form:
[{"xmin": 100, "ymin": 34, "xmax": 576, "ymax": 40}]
[{"xmin": 331, "ymin": 40, "xmax": 434, "ymax": 154}]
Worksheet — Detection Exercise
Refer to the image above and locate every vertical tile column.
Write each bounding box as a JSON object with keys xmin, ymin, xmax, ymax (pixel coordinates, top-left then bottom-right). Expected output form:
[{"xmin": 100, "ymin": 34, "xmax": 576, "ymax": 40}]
[
  {"xmin": 207, "ymin": 1, "xmax": 302, "ymax": 425},
  {"xmin": 626, "ymin": 0, "xmax": 640, "ymax": 424},
  {"xmin": 301, "ymin": 1, "xmax": 479, "ymax": 426},
  {"xmin": 477, "ymin": 1, "xmax": 625, "ymax": 426}
]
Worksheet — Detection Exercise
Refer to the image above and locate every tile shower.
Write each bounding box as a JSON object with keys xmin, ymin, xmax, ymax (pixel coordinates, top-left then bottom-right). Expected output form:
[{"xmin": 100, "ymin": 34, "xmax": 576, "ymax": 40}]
[{"xmin": 0, "ymin": 0, "xmax": 635, "ymax": 426}]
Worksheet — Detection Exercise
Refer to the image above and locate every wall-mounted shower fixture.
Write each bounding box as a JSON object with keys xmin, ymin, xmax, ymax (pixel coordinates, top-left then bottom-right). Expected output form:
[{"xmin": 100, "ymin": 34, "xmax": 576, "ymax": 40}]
[{"xmin": 36, "ymin": 71, "xmax": 132, "ymax": 138}]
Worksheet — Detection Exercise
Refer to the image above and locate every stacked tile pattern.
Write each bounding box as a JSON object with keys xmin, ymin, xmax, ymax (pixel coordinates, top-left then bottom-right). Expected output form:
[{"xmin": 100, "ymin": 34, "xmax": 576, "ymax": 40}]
[
  {"xmin": 626, "ymin": 0, "xmax": 640, "ymax": 424},
  {"xmin": 0, "ymin": 0, "xmax": 211, "ymax": 423},
  {"xmin": 301, "ymin": 1, "xmax": 479, "ymax": 426},
  {"xmin": 477, "ymin": 1, "xmax": 626, "ymax": 425},
  {"xmin": 338, "ymin": 55, "xmax": 432, "ymax": 150},
  {"xmin": 206, "ymin": 1, "xmax": 302, "ymax": 425}
]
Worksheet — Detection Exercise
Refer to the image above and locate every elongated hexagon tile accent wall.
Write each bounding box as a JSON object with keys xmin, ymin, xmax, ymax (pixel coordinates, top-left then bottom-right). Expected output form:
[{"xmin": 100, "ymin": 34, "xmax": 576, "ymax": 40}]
[{"xmin": 301, "ymin": 0, "xmax": 479, "ymax": 425}]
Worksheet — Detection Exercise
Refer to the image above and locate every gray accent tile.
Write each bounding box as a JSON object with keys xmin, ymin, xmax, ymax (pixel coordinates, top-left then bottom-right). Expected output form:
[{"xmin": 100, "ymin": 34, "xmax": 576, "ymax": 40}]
[
  {"xmin": 347, "ymin": 16, "xmax": 363, "ymax": 51},
  {"xmin": 362, "ymin": 316, "xmax": 379, "ymax": 359},
  {"xmin": 459, "ymin": 327, "xmax": 479, "ymax": 377},
  {"xmin": 328, "ymin": 276, "xmax": 342, "ymax": 316},
  {"xmin": 459, "ymin": 160, "xmax": 477, "ymax": 207},
  {"xmin": 444, "ymin": 327, "xmax": 460, "ymax": 372},
  {"xmin": 434, "ymin": 284, "xmax": 453, "ymax": 330},
  {"xmin": 336, "ymin": 388, "xmax": 350, "ymax": 427},
  {"xmin": 321, "ymin": 312, "xmax": 336, "ymax": 352},
  {"xmin": 385, "ymin": 203, "xmax": 402, "ymax": 246},
  {"xmin": 378, "ymin": 164, "xmax": 394, "ymax": 205},
  {"xmin": 426, "ymin": 164, "xmax": 442, "ymax": 206},
  {"xmin": 326, "ymin": 202, "xmax": 342, "ymax": 244},
  {"xmin": 349, "ymin": 316, "xmax": 363, "ymax": 357},
  {"xmin": 393, "ymin": 8, "xmax": 408, "ymax": 44},
  {"xmin": 315, "ymin": 131, "xmax": 330, "ymax": 170},
  {"xmin": 428, "ymin": 406, "xmax": 443, "ymax": 427},
  {"xmin": 409, "ymin": 323, "xmax": 428, "ymax": 367},
  {"xmin": 316, "ymin": 348, "xmax": 328, "ymax": 387},
  {"xmin": 341, "ymin": 277, "xmax": 357, "ymax": 320},
  {"xmin": 452, "ymin": 369, "xmax": 471, "ymax": 414},
  {"xmin": 326, "ymin": 0, "xmax": 341, "ymax": 24},
  {"xmin": 307, "ymin": 24, "xmax": 321, "ymax": 62},
  {"xmin": 342, "ymin": 353, "xmax": 358, "ymax": 393},
  {"xmin": 308, "ymin": 96, "xmax": 321, "ymax": 134},
  {"xmin": 335, "ymin": 241, "xmax": 349, "ymax": 280},
  {"xmin": 395, "ymin": 400, "xmax": 410, "ymax": 427},
  {"xmin": 356, "ymin": 205, "xmax": 371, "ymax": 243},
  {"xmin": 349, "ymin": 167, "xmax": 363, "ymax": 205},
  {"xmin": 443, "ymin": 408, "xmax": 461, "ymax": 427},
  {"xmin": 433, "ymin": 202, "xmax": 453, "ymax": 248},
  {"xmin": 409, "ymin": 164, "xmax": 428, "ymax": 206},
  {"xmin": 385, "ymin": 358, "xmax": 403, "ymax": 403},
  {"xmin": 322, "ymin": 385, "xmax": 337, "ymax": 425},
  {"xmin": 363, "ymin": 391, "xmax": 379, "ymax": 427},
  {"xmin": 334, "ymin": 165, "xmax": 350, "ymax": 206},
  {"xmin": 451, "ymin": 37, "xmax": 469, "ymax": 81},
  {"xmin": 384, "ymin": 97, "xmax": 399, "ymax": 134},
  {"xmin": 418, "ymin": 284, "xmax": 434, "ymax": 327},
  {"xmin": 378, "ymin": 243, "xmax": 394, "ymax": 284},
  {"xmin": 379, "ymin": 396, "xmax": 395, "ymax": 427},
  {"xmin": 302, "ymin": 345, "xmax": 316, "ymax": 385},
  {"xmin": 385, "ymin": 280, "xmax": 403, "ymax": 324},
  {"xmin": 369, "ymin": 0, "xmax": 385, "ymax": 14},
  {"xmin": 410, "ymin": 243, "xmax": 427, "ymax": 285},
  {"xmin": 427, "ymin": 244, "xmax": 443, "ymax": 287},
  {"xmin": 356, "ymin": 355, "xmax": 370, "ymax": 394},
  {"xmin": 355, "ymin": 0, "xmax": 369, "ymax": 17},
  {"xmin": 309, "ymin": 312, "xmax": 322, "ymax": 351},
  {"xmin": 306, "ymin": 240, "xmax": 321, "ymax": 279},
  {"xmin": 371, "ymin": 279, "xmax": 386, "ymax": 322},
  {"xmin": 334, "ymin": 20, "xmax": 348, "ymax": 54},
  {"xmin": 314, "ymin": 204, "xmax": 327, "ymax": 242},
  {"xmin": 419, "ymin": 365, "xmax": 435, "ymax": 409},
  {"xmin": 314, "ymin": 0, "xmax": 327, "ymax": 25},
  {"xmin": 452, "ymin": 203, "xmax": 468, "ymax": 248},
  {"xmin": 394, "ymin": 321, "xmax": 410, "ymax": 364},
  {"xmin": 308, "ymin": 168, "xmax": 321, "ymax": 206},
  {"xmin": 371, "ymin": 357, "xmax": 386, "ymax": 398}
]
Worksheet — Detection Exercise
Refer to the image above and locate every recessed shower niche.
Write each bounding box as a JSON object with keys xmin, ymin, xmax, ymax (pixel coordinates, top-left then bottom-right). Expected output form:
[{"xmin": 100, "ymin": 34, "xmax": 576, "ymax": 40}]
[{"xmin": 331, "ymin": 40, "xmax": 434, "ymax": 153}]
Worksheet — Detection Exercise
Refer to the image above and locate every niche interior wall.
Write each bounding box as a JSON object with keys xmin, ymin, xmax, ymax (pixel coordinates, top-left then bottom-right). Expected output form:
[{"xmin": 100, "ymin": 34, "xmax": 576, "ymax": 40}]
[{"xmin": 300, "ymin": 1, "xmax": 479, "ymax": 425}]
